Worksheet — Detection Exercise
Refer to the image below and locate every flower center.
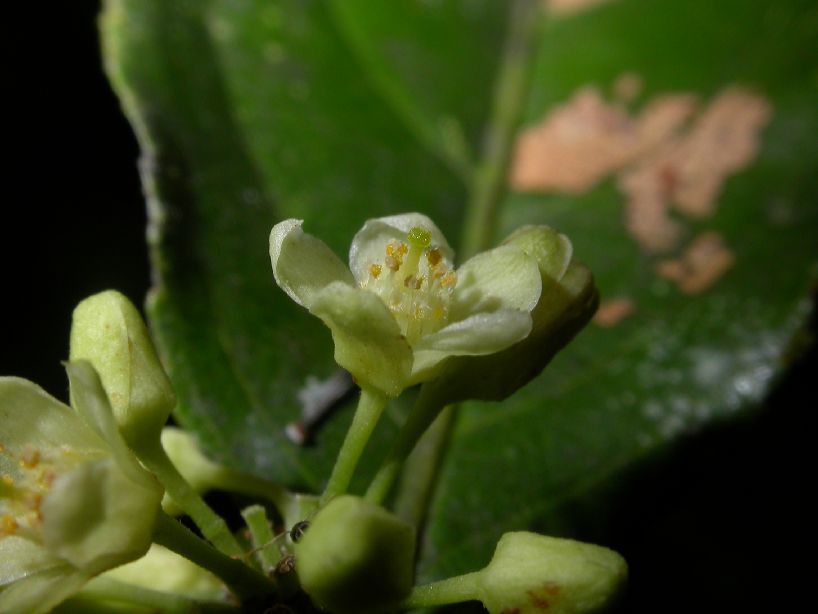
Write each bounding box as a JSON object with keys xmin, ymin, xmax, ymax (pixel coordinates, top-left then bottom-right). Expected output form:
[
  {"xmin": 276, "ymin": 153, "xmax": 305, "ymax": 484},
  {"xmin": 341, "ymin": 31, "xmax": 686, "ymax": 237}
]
[
  {"xmin": 360, "ymin": 226, "xmax": 457, "ymax": 345},
  {"xmin": 0, "ymin": 443, "xmax": 82, "ymax": 539}
]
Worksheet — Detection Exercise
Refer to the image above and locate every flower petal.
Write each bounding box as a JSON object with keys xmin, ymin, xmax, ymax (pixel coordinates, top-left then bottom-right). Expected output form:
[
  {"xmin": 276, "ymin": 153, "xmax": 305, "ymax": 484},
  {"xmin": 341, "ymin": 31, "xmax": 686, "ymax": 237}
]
[
  {"xmin": 0, "ymin": 565, "xmax": 88, "ymax": 614},
  {"xmin": 502, "ymin": 225, "xmax": 573, "ymax": 281},
  {"xmin": 348, "ymin": 213, "xmax": 454, "ymax": 283},
  {"xmin": 0, "ymin": 536, "xmax": 62, "ymax": 586},
  {"xmin": 411, "ymin": 309, "xmax": 533, "ymax": 381},
  {"xmin": 66, "ymin": 361, "xmax": 161, "ymax": 491},
  {"xmin": 42, "ymin": 456, "xmax": 160, "ymax": 575},
  {"xmin": 0, "ymin": 377, "xmax": 105, "ymax": 455},
  {"xmin": 309, "ymin": 282, "xmax": 412, "ymax": 397},
  {"xmin": 270, "ymin": 219, "xmax": 355, "ymax": 309},
  {"xmin": 450, "ymin": 245, "xmax": 542, "ymax": 321}
]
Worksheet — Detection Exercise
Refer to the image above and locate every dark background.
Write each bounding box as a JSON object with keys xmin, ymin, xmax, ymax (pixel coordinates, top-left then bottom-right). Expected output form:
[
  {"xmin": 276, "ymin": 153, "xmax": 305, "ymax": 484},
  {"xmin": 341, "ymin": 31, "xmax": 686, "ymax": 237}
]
[{"xmin": 3, "ymin": 2, "xmax": 815, "ymax": 613}]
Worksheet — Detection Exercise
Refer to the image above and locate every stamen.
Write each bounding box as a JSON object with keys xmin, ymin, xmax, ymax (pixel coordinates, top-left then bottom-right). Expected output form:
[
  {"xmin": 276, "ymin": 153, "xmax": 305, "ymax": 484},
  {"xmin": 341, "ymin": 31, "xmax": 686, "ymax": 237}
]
[
  {"xmin": 20, "ymin": 446, "xmax": 40, "ymax": 469},
  {"xmin": 404, "ymin": 275, "xmax": 423, "ymax": 290},
  {"xmin": 440, "ymin": 271, "xmax": 457, "ymax": 287},
  {"xmin": 427, "ymin": 248, "xmax": 442, "ymax": 266},
  {"xmin": 369, "ymin": 263, "xmax": 382, "ymax": 278},
  {"xmin": 385, "ymin": 256, "xmax": 400, "ymax": 271},
  {"xmin": 1, "ymin": 515, "xmax": 18, "ymax": 536}
]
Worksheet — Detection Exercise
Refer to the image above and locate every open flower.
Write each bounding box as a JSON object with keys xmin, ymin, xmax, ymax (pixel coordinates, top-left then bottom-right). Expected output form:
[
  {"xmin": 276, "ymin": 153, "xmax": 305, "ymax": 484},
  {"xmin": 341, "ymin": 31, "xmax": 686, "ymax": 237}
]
[
  {"xmin": 0, "ymin": 362, "xmax": 162, "ymax": 613},
  {"xmin": 270, "ymin": 213, "xmax": 542, "ymax": 396}
]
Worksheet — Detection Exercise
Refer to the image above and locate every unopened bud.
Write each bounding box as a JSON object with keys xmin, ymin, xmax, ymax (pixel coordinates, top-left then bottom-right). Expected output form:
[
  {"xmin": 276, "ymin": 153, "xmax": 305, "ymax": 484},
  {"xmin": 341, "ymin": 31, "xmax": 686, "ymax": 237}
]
[
  {"xmin": 70, "ymin": 290, "xmax": 175, "ymax": 448},
  {"xmin": 294, "ymin": 495, "xmax": 415, "ymax": 613},
  {"xmin": 477, "ymin": 532, "xmax": 627, "ymax": 614}
]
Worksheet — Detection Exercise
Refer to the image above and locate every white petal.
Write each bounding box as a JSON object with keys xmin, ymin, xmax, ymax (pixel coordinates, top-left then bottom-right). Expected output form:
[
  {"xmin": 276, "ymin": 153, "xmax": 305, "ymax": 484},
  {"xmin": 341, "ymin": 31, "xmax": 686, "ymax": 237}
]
[
  {"xmin": 349, "ymin": 213, "xmax": 454, "ymax": 283},
  {"xmin": 0, "ymin": 377, "xmax": 104, "ymax": 455},
  {"xmin": 450, "ymin": 245, "xmax": 542, "ymax": 321},
  {"xmin": 270, "ymin": 219, "xmax": 355, "ymax": 309},
  {"xmin": 411, "ymin": 309, "xmax": 533, "ymax": 381},
  {"xmin": 310, "ymin": 282, "xmax": 413, "ymax": 397}
]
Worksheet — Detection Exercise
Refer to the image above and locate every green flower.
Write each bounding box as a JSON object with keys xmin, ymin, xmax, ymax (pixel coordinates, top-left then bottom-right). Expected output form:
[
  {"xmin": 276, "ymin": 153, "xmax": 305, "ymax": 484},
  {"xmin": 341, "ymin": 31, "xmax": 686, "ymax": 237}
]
[
  {"xmin": 270, "ymin": 213, "xmax": 542, "ymax": 397},
  {"xmin": 0, "ymin": 362, "xmax": 163, "ymax": 614}
]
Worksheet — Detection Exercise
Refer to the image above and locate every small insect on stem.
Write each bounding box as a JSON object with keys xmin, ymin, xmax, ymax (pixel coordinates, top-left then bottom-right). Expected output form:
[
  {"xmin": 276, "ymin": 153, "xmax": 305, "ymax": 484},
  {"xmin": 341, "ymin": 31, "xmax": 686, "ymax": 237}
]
[{"xmin": 289, "ymin": 520, "xmax": 310, "ymax": 543}]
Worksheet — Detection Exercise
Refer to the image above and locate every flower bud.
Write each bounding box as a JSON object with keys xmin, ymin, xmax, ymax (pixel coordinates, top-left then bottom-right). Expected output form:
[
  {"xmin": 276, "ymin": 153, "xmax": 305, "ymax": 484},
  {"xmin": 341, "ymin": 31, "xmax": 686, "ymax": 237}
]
[
  {"xmin": 477, "ymin": 532, "xmax": 627, "ymax": 614},
  {"xmin": 70, "ymin": 290, "xmax": 176, "ymax": 448},
  {"xmin": 294, "ymin": 495, "xmax": 415, "ymax": 613},
  {"xmin": 427, "ymin": 226, "xmax": 598, "ymax": 405}
]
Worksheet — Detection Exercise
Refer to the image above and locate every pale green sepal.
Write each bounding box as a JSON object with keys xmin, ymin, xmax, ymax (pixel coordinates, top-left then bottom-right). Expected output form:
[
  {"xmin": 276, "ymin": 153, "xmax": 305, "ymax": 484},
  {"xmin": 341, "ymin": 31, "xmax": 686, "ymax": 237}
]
[
  {"xmin": 450, "ymin": 245, "xmax": 542, "ymax": 320},
  {"xmin": 0, "ymin": 566, "xmax": 89, "ymax": 614},
  {"xmin": 0, "ymin": 377, "xmax": 104, "ymax": 454},
  {"xmin": 270, "ymin": 219, "xmax": 354, "ymax": 309},
  {"xmin": 411, "ymin": 309, "xmax": 533, "ymax": 382},
  {"xmin": 477, "ymin": 532, "xmax": 627, "ymax": 614},
  {"xmin": 502, "ymin": 225, "xmax": 573, "ymax": 281},
  {"xmin": 310, "ymin": 281, "xmax": 413, "ymax": 397},
  {"xmin": 103, "ymin": 544, "xmax": 223, "ymax": 600},
  {"xmin": 65, "ymin": 362, "xmax": 161, "ymax": 491},
  {"xmin": 41, "ymin": 456, "xmax": 160, "ymax": 575},
  {"xmin": 294, "ymin": 495, "xmax": 415, "ymax": 614},
  {"xmin": 348, "ymin": 213, "xmax": 453, "ymax": 283},
  {"xmin": 70, "ymin": 290, "xmax": 176, "ymax": 448},
  {"xmin": 0, "ymin": 536, "xmax": 63, "ymax": 586}
]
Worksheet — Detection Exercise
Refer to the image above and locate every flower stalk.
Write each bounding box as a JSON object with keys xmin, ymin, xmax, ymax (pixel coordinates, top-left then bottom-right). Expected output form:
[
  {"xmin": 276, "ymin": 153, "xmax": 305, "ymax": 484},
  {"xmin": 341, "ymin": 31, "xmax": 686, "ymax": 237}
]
[{"xmin": 321, "ymin": 387, "xmax": 388, "ymax": 505}]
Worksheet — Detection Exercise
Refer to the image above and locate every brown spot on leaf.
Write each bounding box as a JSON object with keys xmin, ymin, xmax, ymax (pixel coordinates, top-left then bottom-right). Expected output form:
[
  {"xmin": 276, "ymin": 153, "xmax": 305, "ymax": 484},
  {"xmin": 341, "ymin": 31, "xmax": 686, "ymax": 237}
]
[
  {"xmin": 656, "ymin": 231, "xmax": 735, "ymax": 294},
  {"xmin": 620, "ymin": 87, "xmax": 771, "ymax": 252},
  {"xmin": 594, "ymin": 297, "xmax": 636, "ymax": 327},
  {"xmin": 511, "ymin": 86, "xmax": 696, "ymax": 194}
]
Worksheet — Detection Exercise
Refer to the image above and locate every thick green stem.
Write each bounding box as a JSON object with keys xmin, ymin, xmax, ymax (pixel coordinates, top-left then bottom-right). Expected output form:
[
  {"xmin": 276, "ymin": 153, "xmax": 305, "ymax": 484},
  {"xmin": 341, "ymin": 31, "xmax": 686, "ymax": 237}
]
[
  {"xmin": 365, "ymin": 383, "xmax": 445, "ymax": 505},
  {"xmin": 401, "ymin": 571, "xmax": 483, "ymax": 609},
  {"xmin": 321, "ymin": 387, "xmax": 388, "ymax": 505},
  {"xmin": 134, "ymin": 438, "xmax": 243, "ymax": 557},
  {"xmin": 461, "ymin": 0, "xmax": 543, "ymax": 258},
  {"xmin": 241, "ymin": 504, "xmax": 278, "ymax": 574},
  {"xmin": 152, "ymin": 512, "xmax": 274, "ymax": 603}
]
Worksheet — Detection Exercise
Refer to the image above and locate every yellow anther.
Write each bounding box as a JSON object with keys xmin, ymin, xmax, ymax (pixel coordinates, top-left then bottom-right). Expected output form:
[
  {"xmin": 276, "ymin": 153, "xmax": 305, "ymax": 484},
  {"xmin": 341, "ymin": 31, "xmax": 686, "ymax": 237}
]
[
  {"xmin": 385, "ymin": 256, "xmax": 400, "ymax": 271},
  {"xmin": 1, "ymin": 515, "xmax": 18, "ymax": 536},
  {"xmin": 396, "ymin": 243, "xmax": 408, "ymax": 256},
  {"xmin": 369, "ymin": 263, "xmax": 382, "ymax": 278},
  {"xmin": 20, "ymin": 446, "xmax": 41, "ymax": 469},
  {"xmin": 440, "ymin": 271, "xmax": 457, "ymax": 287},
  {"xmin": 426, "ymin": 248, "xmax": 442, "ymax": 266},
  {"xmin": 386, "ymin": 243, "xmax": 396, "ymax": 257}
]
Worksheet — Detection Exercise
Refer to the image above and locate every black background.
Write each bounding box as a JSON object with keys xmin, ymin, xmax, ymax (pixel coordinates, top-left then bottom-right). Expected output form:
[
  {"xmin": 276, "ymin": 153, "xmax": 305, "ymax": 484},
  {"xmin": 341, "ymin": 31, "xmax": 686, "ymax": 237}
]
[{"xmin": 3, "ymin": 2, "xmax": 815, "ymax": 613}]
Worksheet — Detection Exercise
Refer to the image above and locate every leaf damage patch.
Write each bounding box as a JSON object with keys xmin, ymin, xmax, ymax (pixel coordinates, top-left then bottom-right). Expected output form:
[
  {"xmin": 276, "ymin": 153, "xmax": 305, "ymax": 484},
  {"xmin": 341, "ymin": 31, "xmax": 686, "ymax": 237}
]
[
  {"xmin": 511, "ymin": 78, "xmax": 771, "ymax": 297},
  {"xmin": 656, "ymin": 231, "xmax": 736, "ymax": 295}
]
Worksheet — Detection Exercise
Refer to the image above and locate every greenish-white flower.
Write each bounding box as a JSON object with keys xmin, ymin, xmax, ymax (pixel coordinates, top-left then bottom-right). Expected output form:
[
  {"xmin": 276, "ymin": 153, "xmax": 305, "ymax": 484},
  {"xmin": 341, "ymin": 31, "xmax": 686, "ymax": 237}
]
[
  {"xmin": 0, "ymin": 362, "xmax": 163, "ymax": 614},
  {"xmin": 270, "ymin": 213, "xmax": 543, "ymax": 397}
]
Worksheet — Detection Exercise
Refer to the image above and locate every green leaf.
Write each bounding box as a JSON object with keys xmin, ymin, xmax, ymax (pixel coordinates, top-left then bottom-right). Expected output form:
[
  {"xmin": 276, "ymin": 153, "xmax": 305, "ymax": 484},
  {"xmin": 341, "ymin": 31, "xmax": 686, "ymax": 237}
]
[{"xmin": 102, "ymin": 0, "xmax": 817, "ymax": 589}]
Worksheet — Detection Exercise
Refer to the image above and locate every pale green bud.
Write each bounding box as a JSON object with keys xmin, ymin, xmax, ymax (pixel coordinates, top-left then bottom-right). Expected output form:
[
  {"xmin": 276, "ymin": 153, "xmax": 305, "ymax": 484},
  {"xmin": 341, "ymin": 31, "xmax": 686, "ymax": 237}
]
[
  {"xmin": 70, "ymin": 290, "xmax": 176, "ymax": 448},
  {"xmin": 427, "ymin": 226, "xmax": 598, "ymax": 405},
  {"xmin": 477, "ymin": 532, "xmax": 627, "ymax": 614},
  {"xmin": 294, "ymin": 495, "xmax": 415, "ymax": 613}
]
